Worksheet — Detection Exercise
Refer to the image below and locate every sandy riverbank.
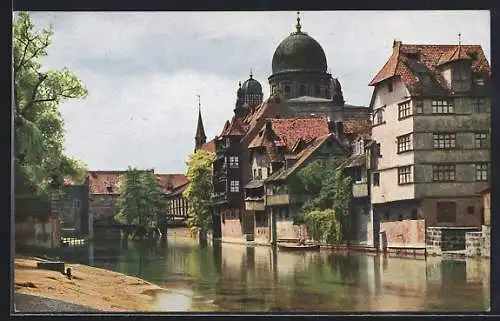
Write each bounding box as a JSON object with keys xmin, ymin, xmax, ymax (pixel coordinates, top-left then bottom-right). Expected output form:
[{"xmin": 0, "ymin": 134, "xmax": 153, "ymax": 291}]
[{"xmin": 14, "ymin": 255, "xmax": 174, "ymax": 312}]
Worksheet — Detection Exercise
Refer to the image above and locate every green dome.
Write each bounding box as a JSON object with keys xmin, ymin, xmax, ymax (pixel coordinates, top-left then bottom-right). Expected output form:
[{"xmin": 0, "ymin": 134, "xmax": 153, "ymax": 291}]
[
  {"xmin": 271, "ymin": 31, "xmax": 328, "ymax": 74},
  {"xmin": 241, "ymin": 75, "xmax": 262, "ymax": 94}
]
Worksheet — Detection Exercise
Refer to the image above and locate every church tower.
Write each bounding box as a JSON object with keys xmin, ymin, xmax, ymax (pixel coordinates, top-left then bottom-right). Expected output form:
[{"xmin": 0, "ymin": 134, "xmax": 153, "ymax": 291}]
[{"xmin": 194, "ymin": 96, "xmax": 206, "ymax": 152}]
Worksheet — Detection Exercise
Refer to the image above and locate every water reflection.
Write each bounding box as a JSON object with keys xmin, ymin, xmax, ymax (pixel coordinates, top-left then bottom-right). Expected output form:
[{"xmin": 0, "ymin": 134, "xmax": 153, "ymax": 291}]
[{"xmin": 60, "ymin": 237, "xmax": 490, "ymax": 312}]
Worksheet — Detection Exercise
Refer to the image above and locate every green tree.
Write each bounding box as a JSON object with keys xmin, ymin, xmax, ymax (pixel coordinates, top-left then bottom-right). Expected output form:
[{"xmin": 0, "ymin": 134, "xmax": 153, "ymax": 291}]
[
  {"xmin": 291, "ymin": 158, "xmax": 353, "ymax": 244},
  {"xmin": 183, "ymin": 150, "xmax": 214, "ymax": 244},
  {"xmin": 114, "ymin": 167, "xmax": 167, "ymax": 239},
  {"xmin": 13, "ymin": 12, "xmax": 89, "ymax": 197}
]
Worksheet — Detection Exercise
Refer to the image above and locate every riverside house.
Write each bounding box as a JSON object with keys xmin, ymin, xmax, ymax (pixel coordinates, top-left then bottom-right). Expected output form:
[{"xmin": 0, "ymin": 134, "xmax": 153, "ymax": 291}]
[{"xmin": 245, "ymin": 117, "xmax": 349, "ymax": 244}]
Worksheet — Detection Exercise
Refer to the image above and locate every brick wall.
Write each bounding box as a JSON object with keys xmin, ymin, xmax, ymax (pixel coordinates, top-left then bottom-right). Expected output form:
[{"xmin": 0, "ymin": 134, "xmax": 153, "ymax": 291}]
[
  {"xmin": 465, "ymin": 231, "xmax": 482, "ymax": 257},
  {"xmin": 482, "ymin": 225, "xmax": 490, "ymax": 258},
  {"xmin": 426, "ymin": 227, "xmax": 480, "ymax": 255},
  {"xmin": 379, "ymin": 219, "xmax": 425, "ymax": 249}
]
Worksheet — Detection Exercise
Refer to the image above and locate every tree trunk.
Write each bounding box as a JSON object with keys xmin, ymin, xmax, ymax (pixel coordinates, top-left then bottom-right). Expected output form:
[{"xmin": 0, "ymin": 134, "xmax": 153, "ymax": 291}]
[{"xmin": 199, "ymin": 229, "xmax": 208, "ymax": 248}]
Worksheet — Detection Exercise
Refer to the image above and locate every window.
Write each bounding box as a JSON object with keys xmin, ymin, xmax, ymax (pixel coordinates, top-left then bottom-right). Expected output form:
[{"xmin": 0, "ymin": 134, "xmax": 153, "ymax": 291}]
[
  {"xmin": 253, "ymin": 168, "xmax": 257, "ymax": 179},
  {"xmin": 373, "ymin": 172, "xmax": 380, "ymax": 186},
  {"xmin": 475, "ymin": 163, "xmax": 489, "ymax": 181},
  {"xmin": 475, "ymin": 133, "xmax": 488, "ymax": 148},
  {"xmin": 315, "ymin": 85, "xmax": 321, "ymax": 96},
  {"xmin": 398, "ymin": 101, "xmax": 412, "ymax": 119},
  {"xmin": 229, "ymin": 156, "xmax": 239, "ymax": 168},
  {"xmin": 230, "ymin": 180, "xmax": 240, "ymax": 193},
  {"xmin": 432, "ymin": 100, "xmax": 454, "ymax": 114},
  {"xmin": 414, "ymin": 100, "xmax": 424, "ymax": 114},
  {"xmin": 376, "ymin": 143, "xmax": 382, "ymax": 157},
  {"xmin": 433, "ymin": 133, "xmax": 456, "ymax": 149},
  {"xmin": 388, "ymin": 81, "xmax": 393, "ymax": 92},
  {"xmin": 472, "ymin": 97, "xmax": 486, "ymax": 113},
  {"xmin": 432, "ymin": 164, "xmax": 456, "ymax": 182},
  {"xmin": 226, "ymin": 138, "xmax": 231, "ymax": 147},
  {"xmin": 453, "ymin": 63, "xmax": 469, "ymax": 81},
  {"xmin": 467, "ymin": 206, "xmax": 475, "ymax": 215},
  {"xmin": 398, "ymin": 166, "xmax": 413, "ymax": 184},
  {"xmin": 373, "ymin": 109, "xmax": 384, "ymax": 125},
  {"xmin": 437, "ymin": 201, "xmax": 457, "ymax": 223},
  {"xmin": 397, "ymin": 134, "xmax": 412, "ymax": 153},
  {"xmin": 258, "ymin": 168, "xmax": 262, "ymax": 179},
  {"xmin": 353, "ymin": 167, "xmax": 362, "ymax": 182},
  {"xmin": 475, "ymin": 78, "xmax": 485, "ymax": 86}
]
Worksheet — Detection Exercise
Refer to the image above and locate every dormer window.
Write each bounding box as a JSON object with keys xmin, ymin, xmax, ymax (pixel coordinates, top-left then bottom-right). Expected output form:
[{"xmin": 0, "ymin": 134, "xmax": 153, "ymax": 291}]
[
  {"xmin": 452, "ymin": 62, "xmax": 470, "ymax": 81},
  {"xmin": 416, "ymin": 73, "xmax": 431, "ymax": 86}
]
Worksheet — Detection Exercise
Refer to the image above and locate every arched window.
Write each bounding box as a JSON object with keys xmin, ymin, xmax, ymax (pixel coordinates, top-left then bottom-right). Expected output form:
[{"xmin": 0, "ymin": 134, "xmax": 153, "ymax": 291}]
[{"xmin": 315, "ymin": 85, "xmax": 321, "ymax": 97}]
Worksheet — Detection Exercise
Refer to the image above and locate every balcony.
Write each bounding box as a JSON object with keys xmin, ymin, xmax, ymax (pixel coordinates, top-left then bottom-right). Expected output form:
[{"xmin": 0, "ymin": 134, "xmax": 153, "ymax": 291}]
[
  {"xmin": 211, "ymin": 192, "xmax": 228, "ymax": 205},
  {"xmin": 266, "ymin": 194, "xmax": 309, "ymax": 206},
  {"xmin": 245, "ymin": 198, "xmax": 265, "ymax": 211},
  {"xmin": 352, "ymin": 182, "xmax": 368, "ymax": 198}
]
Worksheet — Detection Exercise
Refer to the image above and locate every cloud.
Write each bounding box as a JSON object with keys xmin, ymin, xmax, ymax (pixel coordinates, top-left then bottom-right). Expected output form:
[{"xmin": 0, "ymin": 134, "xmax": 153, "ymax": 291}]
[{"xmin": 24, "ymin": 10, "xmax": 490, "ymax": 173}]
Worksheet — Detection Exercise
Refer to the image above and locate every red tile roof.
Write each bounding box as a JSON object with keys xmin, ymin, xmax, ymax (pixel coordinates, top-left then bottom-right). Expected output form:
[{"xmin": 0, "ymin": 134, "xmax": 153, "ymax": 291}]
[
  {"xmin": 200, "ymin": 139, "xmax": 215, "ymax": 154},
  {"xmin": 88, "ymin": 171, "xmax": 123, "ymax": 195},
  {"xmin": 155, "ymin": 173, "xmax": 188, "ymax": 193},
  {"xmin": 87, "ymin": 170, "xmax": 187, "ymax": 195},
  {"xmin": 269, "ymin": 117, "xmax": 330, "ymax": 151},
  {"xmin": 343, "ymin": 119, "xmax": 372, "ymax": 139},
  {"xmin": 369, "ymin": 41, "xmax": 490, "ymax": 89},
  {"xmin": 266, "ymin": 133, "xmax": 343, "ymax": 182},
  {"xmin": 437, "ymin": 45, "xmax": 472, "ymax": 66},
  {"xmin": 222, "ymin": 115, "xmax": 247, "ymax": 137}
]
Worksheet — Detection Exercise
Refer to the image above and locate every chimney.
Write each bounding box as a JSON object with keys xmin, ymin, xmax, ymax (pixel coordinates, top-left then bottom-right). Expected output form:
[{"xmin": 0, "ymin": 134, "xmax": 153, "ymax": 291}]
[
  {"xmin": 335, "ymin": 121, "xmax": 344, "ymax": 140},
  {"xmin": 393, "ymin": 39, "xmax": 402, "ymax": 53}
]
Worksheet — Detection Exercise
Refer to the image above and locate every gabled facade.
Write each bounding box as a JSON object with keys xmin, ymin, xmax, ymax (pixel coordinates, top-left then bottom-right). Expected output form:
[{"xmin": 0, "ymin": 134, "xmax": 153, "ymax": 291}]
[
  {"xmin": 368, "ymin": 40, "xmax": 491, "ymax": 228},
  {"xmin": 243, "ymin": 116, "xmax": 349, "ymax": 243},
  {"xmin": 211, "ymin": 92, "xmax": 295, "ymax": 241}
]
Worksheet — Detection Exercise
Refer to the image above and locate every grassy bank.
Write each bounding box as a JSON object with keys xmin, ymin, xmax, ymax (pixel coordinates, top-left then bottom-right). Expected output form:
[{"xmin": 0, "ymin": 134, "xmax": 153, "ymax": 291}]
[{"xmin": 14, "ymin": 255, "xmax": 173, "ymax": 312}]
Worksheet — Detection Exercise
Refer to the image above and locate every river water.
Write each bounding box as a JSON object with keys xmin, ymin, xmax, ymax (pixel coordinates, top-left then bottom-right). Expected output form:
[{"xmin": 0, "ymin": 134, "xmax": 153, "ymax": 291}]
[{"xmin": 58, "ymin": 236, "xmax": 490, "ymax": 313}]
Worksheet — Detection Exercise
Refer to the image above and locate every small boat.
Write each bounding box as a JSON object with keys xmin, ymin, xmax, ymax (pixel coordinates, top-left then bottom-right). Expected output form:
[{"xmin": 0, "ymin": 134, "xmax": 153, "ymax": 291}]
[{"xmin": 277, "ymin": 243, "xmax": 320, "ymax": 252}]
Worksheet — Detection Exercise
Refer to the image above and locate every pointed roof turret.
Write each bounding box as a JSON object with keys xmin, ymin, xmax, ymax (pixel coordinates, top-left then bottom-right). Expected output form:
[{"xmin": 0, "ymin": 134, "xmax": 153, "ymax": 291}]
[{"xmin": 195, "ymin": 95, "xmax": 206, "ymax": 139}]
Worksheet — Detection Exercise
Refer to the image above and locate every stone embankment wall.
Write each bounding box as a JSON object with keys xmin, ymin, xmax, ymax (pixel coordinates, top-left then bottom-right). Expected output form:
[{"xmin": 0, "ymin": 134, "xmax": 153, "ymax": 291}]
[
  {"xmin": 465, "ymin": 225, "xmax": 490, "ymax": 258},
  {"xmin": 426, "ymin": 227, "xmax": 481, "ymax": 256}
]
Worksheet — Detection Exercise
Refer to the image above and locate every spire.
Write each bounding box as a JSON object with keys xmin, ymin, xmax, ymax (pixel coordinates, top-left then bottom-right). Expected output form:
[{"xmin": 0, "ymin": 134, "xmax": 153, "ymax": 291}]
[
  {"xmin": 296, "ymin": 11, "xmax": 302, "ymax": 33},
  {"xmin": 458, "ymin": 32, "xmax": 462, "ymax": 46},
  {"xmin": 194, "ymin": 94, "xmax": 206, "ymax": 152},
  {"xmin": 249, "ymin": 68, "xmax": 253, "ymax": 79}
]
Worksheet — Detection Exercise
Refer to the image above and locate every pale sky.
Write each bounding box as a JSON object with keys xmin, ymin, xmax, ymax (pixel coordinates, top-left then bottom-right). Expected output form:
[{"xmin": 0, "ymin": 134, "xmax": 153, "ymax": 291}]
[{"xmin": 27, "ymin": 11, "xmax": 490, "ymax": 174}]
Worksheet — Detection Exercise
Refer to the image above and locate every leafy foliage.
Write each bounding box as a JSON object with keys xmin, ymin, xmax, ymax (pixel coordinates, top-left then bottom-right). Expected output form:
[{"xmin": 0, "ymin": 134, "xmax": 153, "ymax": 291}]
[
  {"xmin": 183, "ymin": 150, "xmax": 214, "ymax": 235},
  {"xmin": 114, "ymin": 167, "xmax": 167, "ymax": 232},
  {"xmin": 13, "ymin": 12, "xmax": 88, "ymax": 197},
  {"xmin": 290, "ymin": 157, "xmax": 353, "ymax": 244}
]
